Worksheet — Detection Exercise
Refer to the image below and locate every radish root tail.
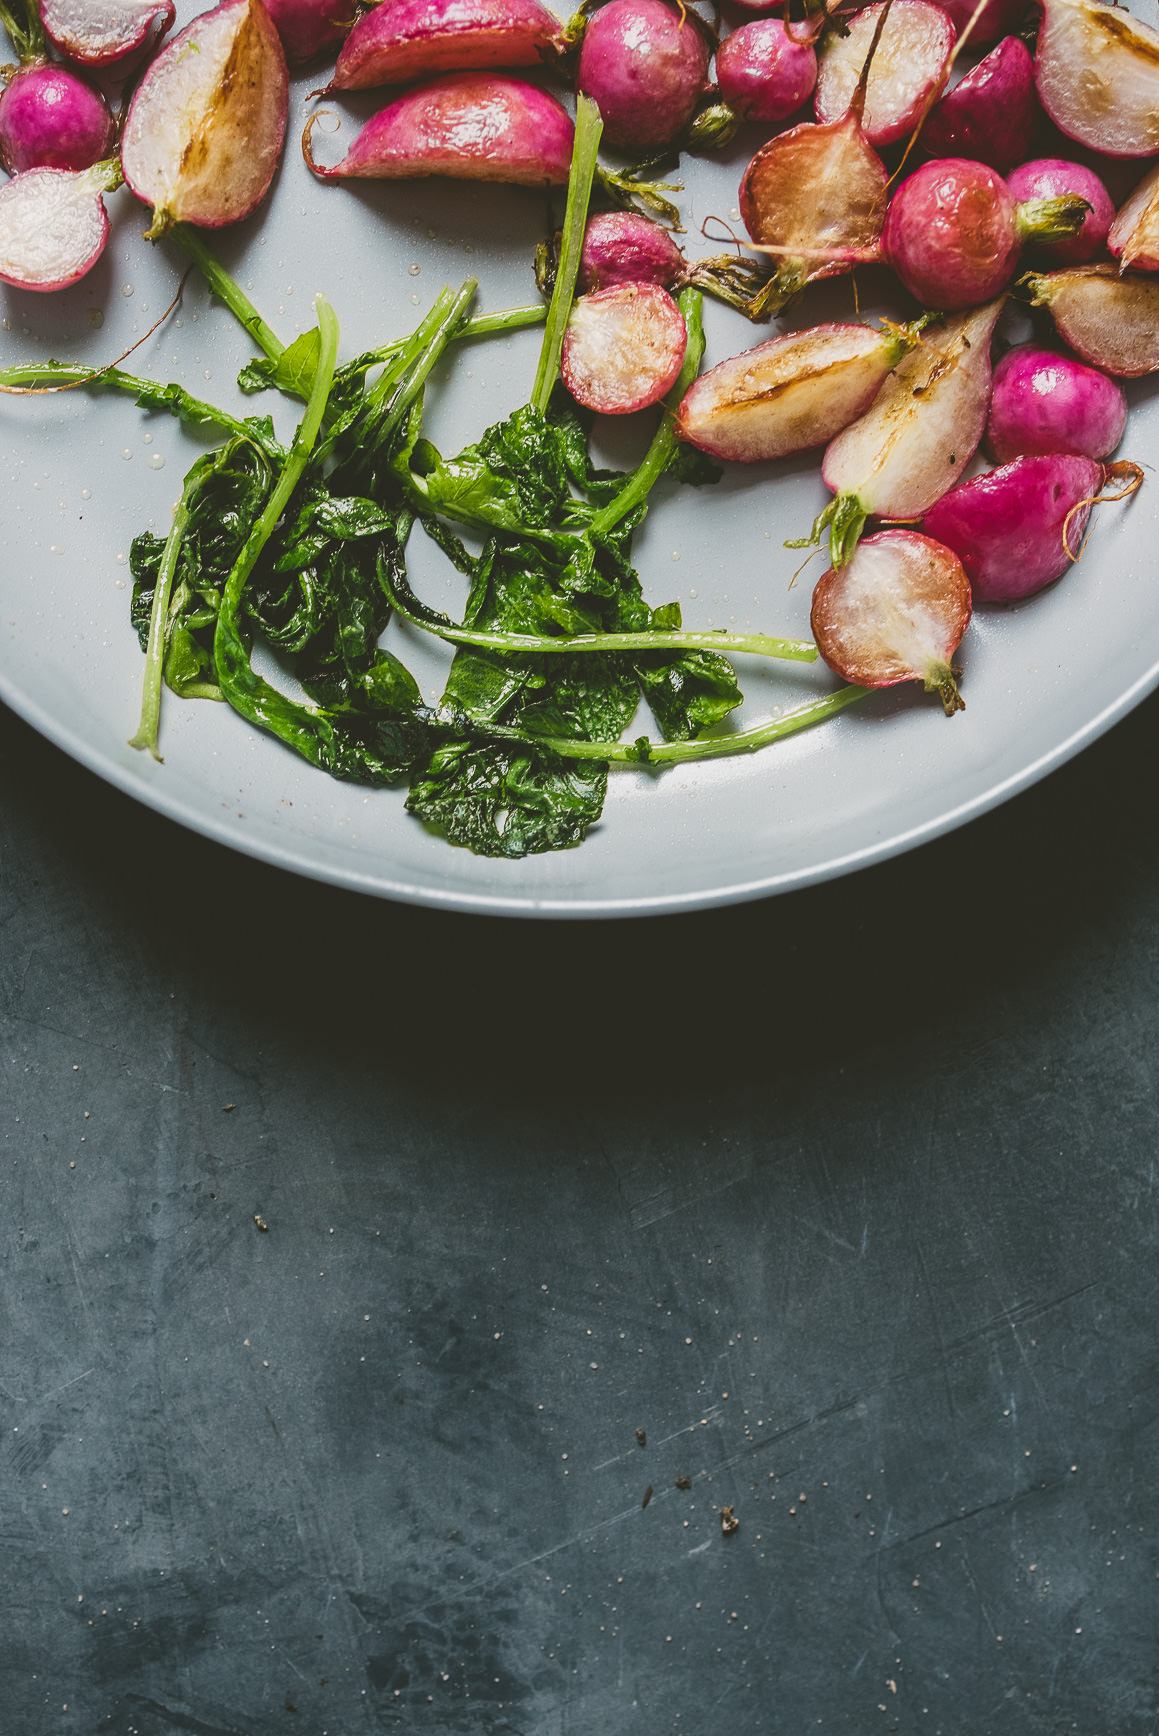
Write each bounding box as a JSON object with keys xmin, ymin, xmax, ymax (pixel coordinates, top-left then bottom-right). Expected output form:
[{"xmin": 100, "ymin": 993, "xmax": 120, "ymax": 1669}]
[{"xmin": 1062, "ymin": 461, "xmax": 1144, "ymax": 562}]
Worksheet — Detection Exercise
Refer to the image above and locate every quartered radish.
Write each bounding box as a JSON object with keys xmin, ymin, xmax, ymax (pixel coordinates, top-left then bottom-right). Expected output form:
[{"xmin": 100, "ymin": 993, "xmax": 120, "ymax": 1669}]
[
  {"xmin": 715, "ymin": 19, "xmax": 818, "ymax": 126},
  {"xmin": 40, "ymin": 0, "xmax": 175, "ymax": 66},
  {"xmin": 1108, "ymin": 160, "xmax": 1159, "ymax": 273},
  {"xmin": 265, "ymin": 0, "xmax": 351, "ymax": 63},
  {"xmin": 0, "ymin": 157, "xmax": 118, "ymax": 289},
  {"xmin": 1034, "ymin": 0, "xmax": 1159, "ymax": 158},
  {"xmin": 578, "ymin": 211, "xmax": 685, "ymax": 291},
  {"xmin": 920, "ymin": 35, "xmax": 1038, "ymax": 172},
  {"xmin": 121, "ymin": 0, "xmax": 288, "ymax": 238},
  {"xmin": 986, "ymin": 345, "xmax": 1127, "ymax": 462},
  {"xmin": 675, "ymin": 320, "xmax": 924, "ymax": 465},
  {"xmin": 809, "ymin": 297, "xmax": 1004, "ymax": 563},
  {"xmin": 326, "ymin": 0, "xmax": 565, "ymax": 92},
  {"xmin": 576, "ymin": 0, "xmax": 709, "ymax": 153},
  {"xmin": 1023, "ymin": 265, "xmax": 1159, "ymax": 376},
  {"xmin": 304, "ymin": 73, "xmax": 574, "ymax": 184},
  {"xmin": 0, "ymin": 61, "xmax": 114, "ymax": 175},
  {"xmin": 1005, "ymin": 157, "xmax": 1113, "ymax": 264},
  {"xmin": 813, "ymin": 0, "xmax": 954, "ymax": 149},
  {"xmin": 883, "ymin": 157, "xmax": 1090, "ymax": 309},
  {"xmin": 561, "ymin": 282, "xmax": 687, "ymax": 414},
  {"xmin": 810, "ymin": 529, "xmax": 972, "ymax": 715}
]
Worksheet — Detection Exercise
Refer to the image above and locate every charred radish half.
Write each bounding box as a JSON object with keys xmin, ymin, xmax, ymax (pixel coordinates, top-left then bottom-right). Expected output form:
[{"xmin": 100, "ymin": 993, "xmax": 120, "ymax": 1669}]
[
  {"xmin": 810, "ymin": 530, "xmax": 972, "ymax": 716},
  {"xmin": 1034, "ymin": 0, "xmax": 1159, "ymax": 159},
  {"xmin": 813, "ymin": 0, "xmax": 954, "ymax": 149},
  {"xmin": 1022, "ymin": 266, "xmax": 1159, "ymax": 377},
  {"xmin": 1108, "ymin": 160, "xmax": 1159, "ymax": 273},
  {"xmin": 561, "ymin": 282, "xmax": 687, "ymax": 414}
]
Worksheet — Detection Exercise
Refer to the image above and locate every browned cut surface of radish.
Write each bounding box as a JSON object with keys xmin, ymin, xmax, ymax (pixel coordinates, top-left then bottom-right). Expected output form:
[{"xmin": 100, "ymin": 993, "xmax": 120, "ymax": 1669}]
[
  {"xmin": 41, "ymin": 0, "xmax": 174, "ymax": 65},
  {"xmin": 813, "ymin": 0, "xmax": 953, "ymax": 148},
  {"xmin": 1108, "ymin": 161, "xmax": 1159, "ymax": 272},
  {"xmin": 810, "ymin": 529, "xmax": 971, "ymax": 713},
  {"xmin": 1027, "ymin": 265, "xmax": 1159, "ymax": 375},
  {"xmin": 822, "ymin": 298, "xmax": 1004, "ymax": 519},
  {"xmin": 122, "ymin": 0, "xmax": 288, "ymax": 232},
  {"xmin": 676, "ymin": 324, "xmax": 901, "ymax": 464},
  {"xmin": 330, "ymin": 0, "xmax": 565, "ymax": 91},
  {"xmin": 0, "ymin": 164, "xmax": 110, "ymax": 290},
  {"xmin": 1035, "ymin": 0, "xmax": 1159, "ymax": 158},
  {"xmin": 561, "ymin": 284, "xmax": 687, "ymax": 415}
]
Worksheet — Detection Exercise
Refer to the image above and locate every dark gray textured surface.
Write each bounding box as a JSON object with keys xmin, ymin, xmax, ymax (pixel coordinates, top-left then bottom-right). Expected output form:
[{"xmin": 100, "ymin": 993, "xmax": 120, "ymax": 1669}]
[{"xmin": 2, "ymin": 692, "xmax": 1158, "ymax": 1736}]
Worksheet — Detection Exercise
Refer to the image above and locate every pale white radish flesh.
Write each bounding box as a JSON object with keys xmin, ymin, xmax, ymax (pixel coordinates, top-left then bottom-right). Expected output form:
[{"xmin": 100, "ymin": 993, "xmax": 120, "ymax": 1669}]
[
  {"xmin": 561, "ymin": 284, "xmax": 687, "ymax": 415},
  {"xmin": 1034, "ymin": 0, "xmax": 1159, "ymax": 159},
  {"xmin": 41, "ymin": 0, "xmax": 175, "ymax": 65},
  {"xmin": 1025, "ymin": 266, "xmax": 1159, "ymax": 376},
  {"xmin": 822, "ymin": 298, "xmax": 1005, "ymax": 532},
  {"xmin": 0, "ymin": 162, "xmax": 112, "ymax": 290},
  {"xmin": 813, "ymin": 0, "xmax": 954, "ymax": 148},
  {"xmin": 675, "ymin": 323, "xmax": 913, "ymax": 464},
  {"xmin": 810, "ymin": 530, "xmax": 972, "ymax": 715},
  {"xmin": 122, "ymin": 0, "xmax": 289, "ymax": 234},
  {"xmin": 1108, "ymin": 160, "xmax": 1159, "ymax": 272}
]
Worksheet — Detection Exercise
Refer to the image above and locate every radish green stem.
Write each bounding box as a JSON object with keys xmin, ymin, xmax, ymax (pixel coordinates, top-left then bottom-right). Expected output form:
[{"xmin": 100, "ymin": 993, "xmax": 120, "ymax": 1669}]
[
  {"xmin": 128, "ymin": 480, "xmax": 199, "ymax": 759},
  {"xmin": 531, "ymin": 94, "xmax": 603, "ymax": 413},
  {"xmin": 0, "ymin": 0, "xmax": 44, "ymax": 62},
  {"xmin": 526, "ymin": 683, "xmax": 869, "ymax": 762},
  {"xmin": 590, "ymin": 285, "xmax": 705, "ymax": 536},
  {"xmin": 346, "ymin": 304, "xmax": 546, "ymax": 377},
  {"xmin": 0, "ymin": 361, "xmax": 256, "ymax": 437},
  {"xmin": 171, "ymin": 224, "xmax": 286, "ymax": 361},
  {"xmin": 392, "ymin": 608, "xmax": 816, "ymax": 663}
]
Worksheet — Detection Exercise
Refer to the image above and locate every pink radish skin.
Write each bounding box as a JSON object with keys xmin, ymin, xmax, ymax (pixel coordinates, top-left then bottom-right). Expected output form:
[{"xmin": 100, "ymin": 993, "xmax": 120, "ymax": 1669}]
[
  {"xmin": 1034, "ymin": 0, "xmax": 1159, "ymax": 159},
  {"xmin": 0, "ymin": 63, "xmax": 114, "ymax": 175},
  {"xmin": 578, "ymin": 211, "xmax": 685, "ymax": 292},
  {"xmin": 40, "ymin": 0, "xmax": 175, "ymax": 67},
  {"xmin": 576, "ymin": 0, "xmax": 709, "ymax": 153},
  {"xmin": 122, "ymin": 0, "xmax": 288, "ymax": 235},
  {"xmin": 810, "ymin": 530, "xmax": 972, "ymax": 716},
  {"xmin": 561, "ymin": 283, "xmax": 687, "ymax": 415},
  {"xmin": 716, "ymin": 20, "xmax": 818, "ymax": 125},
  {"xmin": 814, "ymin": 0, "xmax": 954, "ymax": 149},
  {"xmin": 1108, "ymin": 160, "xmax": 1159, "ymax": 273},
  {"xmin": 327, "ymin": 0, "xmax": 564, "ymax": 91},
  {"xmin": 675, "ymin": 322, "xmax": 919, "ymax": 465},
  {"xmin": 0, "ymin": 159, "xmax": 116, "ymax": 290},
  {"xmin": 932, "ymin": 0, "xmax": 1027, "ymax": 46},
  {"xmin": 1024, "ymin": 266, "xmax": 1159, "ymax": 377},
  {"xmin": 304, "ymin": 74, "xmax": 574, "ymax": 184},
  {"xmin": 987, "ymin": 345, "xmax": 1127, "ymax": 462},
  {"xmin": 1005, "ymin": 158, "xmax": 1113, "ymax": 264},
  {"xmin": 265, "ymin": 0, "xmax": 351, "ymax": 63},
  {"xmin": 922, "ymin": 453, "xmax": 1112, "ymax": 600},
  {"xmin": 920, "ymin": 36, "xmax": 1038, "ymax": 173}
]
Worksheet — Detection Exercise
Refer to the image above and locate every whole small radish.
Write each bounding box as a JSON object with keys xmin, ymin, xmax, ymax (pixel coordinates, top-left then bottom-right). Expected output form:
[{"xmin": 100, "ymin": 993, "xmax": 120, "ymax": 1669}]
[
  {"xmin": 562, "ymin": 283, "xmax": 687, "ymax": 414},
  {"xmin": 326, "ymin": 0, "xmax": 565, "ymax": 91},
  {"xmin": 919, "ymin": 36, "xmax": 1038, "ymax": 173},
  {"xmin": 578, "ymin": 211, "xmax": 685, "ymax": 291},
  {"xmin": 0, "ymin": 61, "xmax": 114, "ymax": 176},
  {"xmin": 883, "ymin": 158, "xmax": 1090, "ymax": 309},
  {"xmin": 0, "ymin": 158, "xmax": 119, "ymax": 289},
  {"xmin": 813, "ymin": 0, "xmax": 955, "ymax": 149},
  {"xmin": 1023, "ymin": 265, "xmax": 1159, "ymax": 376},
  {"xmin": 1005, "ymin": 158, "xmax": 1113, "ymax": 264},
  {"xmin": 810, "ymin": 530, "xmax": 972, "ymax": 716},
  {"xmin": 576, "ymin": 0, "xmax": 710, "ymax": 154},
  {"xmin": 986, "ymin": 346, "xmax": 1127, "ymax": 462},
  {"xmin": 1034, "ymin": 0, "xmax": 1159, "ymax": 158},
  {"xmin": 1108, "ymin": 160, "xmax": 1159, "ymax": 273},
  {"xmin": 40, "ymin": 0, "xmax": 175, "ymax": 67},
  {"xmin": 714, "ymin": 19, "xmax": 818, "ymax": 127},
  {"xmin": 922, "ymin": 453, "xmax": 1143, "ymax": 600},
  {"xmin": 265, "ymin": 0, "xmax": 352, "ymax": 63}
]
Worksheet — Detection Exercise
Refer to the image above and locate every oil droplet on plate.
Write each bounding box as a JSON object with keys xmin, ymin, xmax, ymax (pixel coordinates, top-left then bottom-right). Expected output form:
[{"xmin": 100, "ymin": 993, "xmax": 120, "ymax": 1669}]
[
  {"xmin": 115, "ymin": 552, "xmax": 128, "ymax": 564},
  {"xmin": 120, "ymin": 448, "xmax": 132, "ymax": 460},
  {"xmin": 408, "ymin": 263, "xmax": 421, "ymax": 276},
  {"xmin": 80, "ymin": 488, "xmax": 91, "ymax": 500},
  {"xmin": 147, "ymin": 454, "xmax": 166, "ymax": 470},
  {"xmin": 120, "ymin": 283, "xmax": 133, "ymax": 297},
  {"xmin": 141, "ymin": 432, "xmax": 152, "ymax": 445}
]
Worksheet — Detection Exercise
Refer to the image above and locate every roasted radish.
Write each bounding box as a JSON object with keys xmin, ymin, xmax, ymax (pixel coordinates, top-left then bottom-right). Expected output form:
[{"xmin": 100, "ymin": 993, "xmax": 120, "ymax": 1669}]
[
  {"xmin": 920, "ymin": 35, "xmax": 1038, "ymax": 172},
  {"xmin": 810, "ymin": 529, "xmax": 972, "ymax": 715},
  {"xmin": 326, "ymin": 0, "xmax": 565, "ymax": 91},
  {"xmin": 576, "ymin": 0, "xmax": 709, "ymax": 153},
  {"xmin": 813, "ymin": 0, "xmax": 954, "ymax": 149},
  {"xmin": 0, "ymin": 60, "xmax": 114, "ymax": 176},
  {"xmin": 931, "ymin": 0, "xmax": 1027, "ymax": 47},
  {"xmin": 578, "ymin": 210, "xmax": 685, "ymax": 291},
  {"xmin": 0, "ymin": 157, "xmax": 118, "ymax": 289},
  {"xmin": 264, "ymin": 0, "xmax": 351, "ymax": 63},
  {"xmin": 40, "ymin": 0, "xmax": 174, "ymax": 66},
  {"xmin": 1034, "ymin": 0, "xmax": 1159, "ymax": 159},
  {"xmin": 1005, "ymin": 157, "xmax": 1113, "ymax": 264},
  {"xmin": 1023, "ymin": 266, "xmax": 1159, "ymax": 376},
  {"xmin": 715, "ymin": 19, "xmax": 818, "ymax": 126},
  {"xmin": 561, "ymin": 282, "xmax": 687, "ymax": 414},
  {"xmin": 986, "ymin": 345, "xmax": 1127, "ymax": 462},
  {"xmin": 1108, "ymin": 160, "xmax": 1159, "ymax": 273}
]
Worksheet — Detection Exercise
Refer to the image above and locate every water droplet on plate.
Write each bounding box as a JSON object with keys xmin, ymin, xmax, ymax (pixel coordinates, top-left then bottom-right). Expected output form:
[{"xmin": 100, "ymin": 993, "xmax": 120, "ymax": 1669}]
[{"xmin": 147, "ymin": 454, "xmax": 166, "ymax": 470}]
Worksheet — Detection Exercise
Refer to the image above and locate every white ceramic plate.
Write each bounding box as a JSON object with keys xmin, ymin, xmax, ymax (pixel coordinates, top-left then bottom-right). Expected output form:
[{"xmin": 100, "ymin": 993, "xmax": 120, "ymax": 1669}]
[{"xmin": 2, "ymin": 24, "xmax": 1158, "ymax": 917}]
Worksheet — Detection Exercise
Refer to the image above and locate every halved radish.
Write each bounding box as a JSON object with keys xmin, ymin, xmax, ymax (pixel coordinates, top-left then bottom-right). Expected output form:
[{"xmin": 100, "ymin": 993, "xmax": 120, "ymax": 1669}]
[
  {"xmin": 810, "ymin": 529, "xmax": 972, "ymax": 715},
  {"xmin": 121, "ymin": 0, "xmax": 289, "ymax": 238},
  {"xmin": 1108, "ymin": 160, "xmax": 1159, "ymax": 273},
  {"xmin": 327, "ymin": 0, "xmax": 565, "ymax": 91},
  {"xmin": 41, "ymin": 0, "xmax": 175, "ymax": 67},
  {"xmin": 920, "ymin": 35, "xmax": 1038, "ymax": 172},
  {"xmin": 813, "ymin": 0, "xmax": 954, "ymax": 149},
  {"xmin": 1023, "ymin": 266, "xmax": 1159, "ymax": 376},
  {"xmin": 1034, "ymin": 0, "xmax": 1159, "ymax": 159},
  {"xmin": 303, "ymin": 73, "xmax": 574, "ymax": 184},
  {"xmin": 561, "ymin": 282, "xmax": 687, "ymax": 415},
  {"xmin": 0, "ymin": 159, "xmax": 118, "ymax": 290}
]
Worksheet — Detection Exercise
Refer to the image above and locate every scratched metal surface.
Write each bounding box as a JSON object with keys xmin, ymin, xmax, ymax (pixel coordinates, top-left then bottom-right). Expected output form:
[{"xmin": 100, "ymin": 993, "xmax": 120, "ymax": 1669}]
[{"xmin": 2, "ymin": 688, "xmax": 1159, "ymax": 1735}]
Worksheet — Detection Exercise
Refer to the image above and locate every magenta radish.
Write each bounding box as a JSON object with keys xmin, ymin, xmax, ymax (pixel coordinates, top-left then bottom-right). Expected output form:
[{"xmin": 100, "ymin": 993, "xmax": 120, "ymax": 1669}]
[
  {"xmin": 986, "ymin": 345, "xmax": 1127, "ymax": 462},
  {"xmin": 304, "ymin": 73, "xmax": 574, "ymax": 184},
  {"xmin": 1034, "ymin": 0, "xmax": 1159, "ymax": 158},
  {"xmin": 714, "ymin": 19, "xmax": 818, "ymax": 125},
  {"xmin": 121, "ymin": 0, "xmax": 288, "ymax": 237},
  {"xmin": 922, "ymin": 453, "xmax": 1143, "ymax": 599},
  {"xmin": 1005, "ymin": 157, "xmax": 1113, "ymax": 264},
  {"xmin": 675, "ymin": 320, "xmax": 924, "ymax": 465},
  {"xmin": 561, "ymin": 282, "xmax": 687, "ymax": 414},
  {"xmin": 576, "ymin": 0, "xmax": 709, "ymax": 153},
  {"xmin": 813, "ymin": 0, "xmax": 954, "ymax": 148},
  {"xmin": 810, "ymin": 529, "xmax": 972, "ymax": 715},
  {"xmin": 0, "ymin": 61, "xmax": 114, "ymax": 175},
  {"xmin": 264, "ymin": 0, "xmax": 351, "ymax": 63},
  {"xmin": 810, "ymin": 297, "xmax": 1004, "ymax": 563},
  {"xmin": 578, "ymin": 210, "xmax": 685, "ymax": 291},
  {"xmin": 1108, "ymin": 161, "xmax": 1159, "ymax": 273},
  {"xmin": 930, "ymin": 0, "xmax": 1026, "ymax": 46},
  {"xmin": 919, "ymin": 36, "xmax": 1037, "ymax": 172},
  {"xmin": 0, "ymin": 157, "xmax": 118, "ymax": 289},
  {"xmin": 40, "ymin": 0, "xmax": 174, "ymax": 66},
  {"xmin": 326, "ymin": 0, "xmax": 565, "ymax": 91},
  {"xmin": 1023, "ymin": 266, "xmax": 1159, "ymax": 376},
  {"xmin": 883, "ymin": 158, "xmax": 1090, "ymax": 309}
]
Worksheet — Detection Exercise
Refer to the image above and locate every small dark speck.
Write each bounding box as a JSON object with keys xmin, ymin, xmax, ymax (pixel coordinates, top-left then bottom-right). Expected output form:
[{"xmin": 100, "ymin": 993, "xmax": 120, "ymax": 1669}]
[
  {"xmin": 721, "ymin": 1505, "xmax": 740, "ymax": 1536},
  {"xmin": 642, "ymin": 1485, "xmax": 653, "ymax": 1508},
  {"xmin": 636, "ymin": 1427, "xmax": 646, "ymax": 1447},
  {"xmin": 284, "ymin": 1701, "xmax": 298, "ymax": 1714},
  {"xmin": 319, "ymin": 1678, "xmax": 328, "ymax": 1686},
  {"xmin": 949, "ymin": 454, "xmax": 956, "ymax": 464},
  {"xmin": 254, "ymin": 1215, "xmax": 269, "ymax": 1232},
  {"xmin": 675, "ymin": 1475, "xmax": 691, "ymax": 1491}
]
